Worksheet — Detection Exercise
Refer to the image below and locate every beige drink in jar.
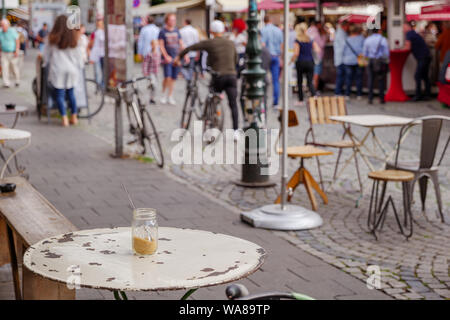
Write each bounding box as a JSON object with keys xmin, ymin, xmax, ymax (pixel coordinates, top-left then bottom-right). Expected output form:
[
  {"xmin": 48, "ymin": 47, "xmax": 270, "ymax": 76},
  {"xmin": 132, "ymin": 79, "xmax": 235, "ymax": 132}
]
[{"xmin": 132, "ymin": 208, "xmax": 158, "ymax": 255}]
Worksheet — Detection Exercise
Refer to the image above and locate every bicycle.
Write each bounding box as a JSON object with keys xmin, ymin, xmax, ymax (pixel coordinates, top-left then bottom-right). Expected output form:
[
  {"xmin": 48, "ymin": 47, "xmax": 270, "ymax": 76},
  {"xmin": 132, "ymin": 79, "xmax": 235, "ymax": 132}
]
[
  {"xmin": 180, "ymin": 63, "xmax": 204, "ymax": 130},
  {"xmin": 180, "ymin": 65, "xmax": 225, "ymax": 135},
  {"xmin": 117, "ymin": 76, "xmax": 164, "ymax": 168},
  {"xmin": 78, "ymin": 77, "xmax": 105, "ymax": 119},
  {"xmin": 225, "ymin": 284, "xmax": 314, "ymax": 300}
]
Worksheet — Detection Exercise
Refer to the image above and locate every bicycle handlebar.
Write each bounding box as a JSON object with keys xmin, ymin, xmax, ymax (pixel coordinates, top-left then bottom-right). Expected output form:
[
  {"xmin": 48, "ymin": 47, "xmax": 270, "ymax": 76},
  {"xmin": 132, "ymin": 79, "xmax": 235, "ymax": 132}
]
[{"xmin": 117, "ymin": 76, "xmax": 150, "ymax": 87}]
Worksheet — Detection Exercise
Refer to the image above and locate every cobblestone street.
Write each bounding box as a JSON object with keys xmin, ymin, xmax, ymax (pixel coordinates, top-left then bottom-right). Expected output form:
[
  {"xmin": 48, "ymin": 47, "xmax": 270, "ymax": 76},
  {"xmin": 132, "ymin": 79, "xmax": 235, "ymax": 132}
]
[{"xmin": 0, "ymin": 49, "xmax": 448, "ymax": 300}]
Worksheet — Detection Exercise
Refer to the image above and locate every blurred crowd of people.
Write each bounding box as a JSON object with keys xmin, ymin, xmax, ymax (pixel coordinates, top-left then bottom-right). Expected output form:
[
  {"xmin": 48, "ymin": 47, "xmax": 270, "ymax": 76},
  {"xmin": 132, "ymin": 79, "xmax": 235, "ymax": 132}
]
[{"xmin": 1, "ymin": 11, "xmax": 449, "ymax": 128}]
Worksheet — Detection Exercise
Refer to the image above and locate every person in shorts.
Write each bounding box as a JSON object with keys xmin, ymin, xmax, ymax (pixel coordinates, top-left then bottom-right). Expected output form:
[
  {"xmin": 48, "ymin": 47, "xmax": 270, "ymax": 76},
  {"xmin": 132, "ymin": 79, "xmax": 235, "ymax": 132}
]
[
  {"xmin": 158, "ymin": 13, "xmax": 187, "ymax": 105},
  {"xmin": 143, "ymin": 40, "xmax": 161, "ymax": 104}
]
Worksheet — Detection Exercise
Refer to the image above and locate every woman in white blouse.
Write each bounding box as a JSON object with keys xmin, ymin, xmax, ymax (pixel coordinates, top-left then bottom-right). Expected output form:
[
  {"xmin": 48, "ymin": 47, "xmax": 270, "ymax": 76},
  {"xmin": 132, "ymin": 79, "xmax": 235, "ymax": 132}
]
[{"xmin": 43, "ymin": 15, "xmax": 83, "ymax": 127}]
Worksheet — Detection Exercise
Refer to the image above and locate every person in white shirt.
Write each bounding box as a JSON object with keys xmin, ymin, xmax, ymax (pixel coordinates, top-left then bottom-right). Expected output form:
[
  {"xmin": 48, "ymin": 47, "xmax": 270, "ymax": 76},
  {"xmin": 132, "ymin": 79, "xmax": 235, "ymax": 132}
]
[
  {"xmin": 43, "ymin": 15, "xmax": 83, "ymax": 127},
  {"xmin": 78, "ymin": 24, "xmax": 89, "ymax": 63},
  {"xmin": 89, "ymin": 18, "xmax": 105, "ymax": 87},
  {"xmin": 179, "ymin": 19, "xmax": 199, "ymax": 82}
]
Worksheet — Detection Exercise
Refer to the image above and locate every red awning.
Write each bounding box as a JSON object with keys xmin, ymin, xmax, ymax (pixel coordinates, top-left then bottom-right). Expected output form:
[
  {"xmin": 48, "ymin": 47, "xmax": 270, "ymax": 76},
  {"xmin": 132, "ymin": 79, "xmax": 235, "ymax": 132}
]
[
  {"xmin": 339, "ymin": 14, "xmax": 371, "ymax": 24},
  {"xmin": 241, "ymin": 0, "xmax": 323, "ymax": 12},
  {"xmin": 409, "ymin": 4, "xmax": 450, "ymax": 21}
]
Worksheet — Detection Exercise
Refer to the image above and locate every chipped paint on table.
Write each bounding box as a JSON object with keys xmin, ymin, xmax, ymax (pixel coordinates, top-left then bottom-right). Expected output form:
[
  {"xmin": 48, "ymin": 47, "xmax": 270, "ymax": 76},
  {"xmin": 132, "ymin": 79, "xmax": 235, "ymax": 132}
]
[{"xmin": 23, "ymin": 227, "xmax": 266, "ymax": 292}]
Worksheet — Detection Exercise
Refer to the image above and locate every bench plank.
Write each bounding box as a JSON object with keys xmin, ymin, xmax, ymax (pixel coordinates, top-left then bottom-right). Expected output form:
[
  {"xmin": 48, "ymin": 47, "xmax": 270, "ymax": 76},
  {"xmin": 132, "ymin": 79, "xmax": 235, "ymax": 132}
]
[
  {"xmin": 0, "ymin": 177, "xmax": 77, "ymax": 246},
  {"xmin": 0, "ymin": 177, "xmax": 77, "ymax": 300}
]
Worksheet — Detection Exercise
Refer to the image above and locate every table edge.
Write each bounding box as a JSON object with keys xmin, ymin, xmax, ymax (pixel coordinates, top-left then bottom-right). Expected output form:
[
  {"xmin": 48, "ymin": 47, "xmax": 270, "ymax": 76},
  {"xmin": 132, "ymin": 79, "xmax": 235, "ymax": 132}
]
[{"xmin": 23, "ymin": 227, "xmax": 267, "ymax": 293}]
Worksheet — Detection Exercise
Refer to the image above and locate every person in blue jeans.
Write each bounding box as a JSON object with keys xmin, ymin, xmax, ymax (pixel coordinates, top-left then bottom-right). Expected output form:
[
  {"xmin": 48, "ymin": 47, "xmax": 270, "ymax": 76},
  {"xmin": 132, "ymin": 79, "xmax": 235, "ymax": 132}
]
[
  {"xmin": 261, "ymin": 15, "xmax": 283, "ymax": 109},
  {"xmin": 334, "ymin": 21, "xmax": 349, "ymax": 95},
  {"xmin": 158, "ymin": 13, "xmax": 188, "ymax": 106},
  {"xmin": 343, "ymin": 24, "xmax": 365, "ymax": 99},
  {"xmin": 43, "ymin": 15, "xmax": 83, "ymax": 126}
]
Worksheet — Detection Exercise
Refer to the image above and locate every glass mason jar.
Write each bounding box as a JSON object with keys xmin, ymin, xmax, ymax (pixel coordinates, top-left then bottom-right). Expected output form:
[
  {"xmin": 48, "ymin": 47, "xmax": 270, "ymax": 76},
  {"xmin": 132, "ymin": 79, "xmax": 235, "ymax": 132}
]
[{"xmin": 132, "ymin": 208, "xmax": 158, "ymax": 255}]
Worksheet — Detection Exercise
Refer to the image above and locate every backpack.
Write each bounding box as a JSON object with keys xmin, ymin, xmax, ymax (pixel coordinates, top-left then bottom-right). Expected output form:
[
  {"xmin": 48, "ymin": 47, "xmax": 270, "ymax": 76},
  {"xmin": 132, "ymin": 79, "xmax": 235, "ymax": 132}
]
[{"xmin": 371, "ymin": 37, "xmax": 389, "ymax": 74}]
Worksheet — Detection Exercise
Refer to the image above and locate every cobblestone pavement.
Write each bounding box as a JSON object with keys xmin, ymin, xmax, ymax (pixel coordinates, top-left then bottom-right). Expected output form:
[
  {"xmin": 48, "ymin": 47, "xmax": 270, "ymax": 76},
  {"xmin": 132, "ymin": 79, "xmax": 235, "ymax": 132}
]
[
  {"xmin": 1, "ymin": 49, "xmax": 448, "ymax": 300},
  {"xmin": 79, "ymin": 54, "xmax": 450, "ymax": 300},
  {"xmin": 79, "ymin": 60, "xmax": 450, "ymax": 299},
  {"xmin": 0, "ymin": 49, "xmax": 390, "ymax": 300}
]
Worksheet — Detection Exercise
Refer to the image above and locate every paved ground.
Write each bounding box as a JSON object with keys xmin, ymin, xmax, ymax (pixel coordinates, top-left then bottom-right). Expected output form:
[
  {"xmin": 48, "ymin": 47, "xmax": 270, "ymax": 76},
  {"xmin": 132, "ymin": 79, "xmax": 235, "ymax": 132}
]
[
  {"xmin": 0, "ymin": 49, "xmax": 391, "ymax": 300},
  {"xmin": 77, "ymin": 52, "xmax": 450, "ymax": 299}
]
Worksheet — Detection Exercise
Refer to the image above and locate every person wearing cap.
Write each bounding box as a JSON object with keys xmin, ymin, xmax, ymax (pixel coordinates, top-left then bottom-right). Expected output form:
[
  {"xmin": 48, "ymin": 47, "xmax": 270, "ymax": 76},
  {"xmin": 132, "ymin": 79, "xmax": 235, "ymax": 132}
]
[
  {"xmin": 404, "ymin": 21, "xmax": 431, "ymax": 101},
  {"xmin": 174, "ymin": 20, "xmax": 240, "ymax": 136}
]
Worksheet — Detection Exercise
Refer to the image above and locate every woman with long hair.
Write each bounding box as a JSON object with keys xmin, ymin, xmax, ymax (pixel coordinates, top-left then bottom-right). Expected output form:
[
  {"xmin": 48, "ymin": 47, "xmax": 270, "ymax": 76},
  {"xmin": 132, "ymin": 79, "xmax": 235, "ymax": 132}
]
[
  {"xmin": 43, "ymin": 15, "xmax": 83, "ymax": 127},
  {"xmin": 290, "ymin": 23, "xmax": 319, "ymax": 106}
]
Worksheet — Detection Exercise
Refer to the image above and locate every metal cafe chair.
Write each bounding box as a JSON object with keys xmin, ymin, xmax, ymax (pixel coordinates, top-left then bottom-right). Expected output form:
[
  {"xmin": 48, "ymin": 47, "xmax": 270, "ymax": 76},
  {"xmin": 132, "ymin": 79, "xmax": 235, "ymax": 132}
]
[
  {"xmin": 305, "ymin": 96, "xmax": 362, "ymax": 192},
  {"xmin": 275, "ymin": 110, "xmax": 333, "ymax": 211},
  {"xmin": 385, "ymin": 116, "xmax": 450, "ymax": 223}
]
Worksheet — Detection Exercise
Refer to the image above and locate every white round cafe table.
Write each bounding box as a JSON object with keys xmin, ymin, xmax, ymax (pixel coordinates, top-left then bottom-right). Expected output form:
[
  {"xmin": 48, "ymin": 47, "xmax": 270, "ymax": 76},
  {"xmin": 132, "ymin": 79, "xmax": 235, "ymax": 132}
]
[
  {"xmin": 0, "ymin": 128, "xmax": 31, "ymax": 179},
  {"xmin": 23, "ymin": 227, "xmax": 266, "ymax": 296},
  {"xmin": 0, "ymin": 106, "xmax": 28, "ymax": 128}
]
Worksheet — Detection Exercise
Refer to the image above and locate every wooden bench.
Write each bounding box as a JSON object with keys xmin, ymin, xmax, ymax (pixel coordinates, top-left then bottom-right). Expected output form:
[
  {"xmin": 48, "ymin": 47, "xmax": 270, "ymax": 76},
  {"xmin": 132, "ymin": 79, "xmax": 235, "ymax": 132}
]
[{"xmin": 0, "ymin": 176, "xmax": 77, "ymax": 300}]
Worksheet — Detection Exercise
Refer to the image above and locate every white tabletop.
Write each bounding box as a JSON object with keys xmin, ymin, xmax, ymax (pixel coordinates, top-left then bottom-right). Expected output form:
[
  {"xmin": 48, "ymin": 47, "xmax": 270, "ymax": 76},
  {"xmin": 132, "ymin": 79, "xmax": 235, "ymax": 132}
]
[
  {"xmin": 329, "ymin": 115, "xmax": 417, "ymax": 128},
  {"xmin": 0, "ymin": 128, "xmax": 31, "ymax": 140},
  {"xmin": 0, "ymin": 106, "xmax": 28, "ymax": 114},
  {"xmin": 23, "ymin": 227, "xmax": 266, "ymax": 292}
]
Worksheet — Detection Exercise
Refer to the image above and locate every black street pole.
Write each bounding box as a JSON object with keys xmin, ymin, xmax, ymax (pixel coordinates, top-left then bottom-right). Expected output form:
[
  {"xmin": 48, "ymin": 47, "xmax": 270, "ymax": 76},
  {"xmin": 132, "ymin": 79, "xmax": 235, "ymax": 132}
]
[{"xmin": 236, "ymin": 0, "xmax": 274, "ymax": 188}]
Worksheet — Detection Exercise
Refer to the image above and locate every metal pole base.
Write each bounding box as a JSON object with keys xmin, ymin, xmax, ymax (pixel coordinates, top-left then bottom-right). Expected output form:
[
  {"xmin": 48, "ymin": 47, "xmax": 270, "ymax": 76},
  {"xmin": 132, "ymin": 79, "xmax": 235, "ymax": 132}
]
[
  {"xmin": 110, "ymin": 152, "xmax": 130, "ymax": 159},
  {"xmin": 233, "ymin": 180, "xmax": 276, "ymax": 188},
  {"xmin": 241, "ymin": 204, "xmax": 323, "ymax": 231}
]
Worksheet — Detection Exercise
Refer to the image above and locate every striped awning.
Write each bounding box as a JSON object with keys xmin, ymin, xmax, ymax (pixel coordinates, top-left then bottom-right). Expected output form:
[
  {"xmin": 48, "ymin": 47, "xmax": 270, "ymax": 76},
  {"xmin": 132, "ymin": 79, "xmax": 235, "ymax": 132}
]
[
  {"xmin": 7, "ymin": 7, "xmax": 29, "ymax": 21},
  {"xmin": 147, "ymin": 0, "xmax": 205, "ymax": 15}
]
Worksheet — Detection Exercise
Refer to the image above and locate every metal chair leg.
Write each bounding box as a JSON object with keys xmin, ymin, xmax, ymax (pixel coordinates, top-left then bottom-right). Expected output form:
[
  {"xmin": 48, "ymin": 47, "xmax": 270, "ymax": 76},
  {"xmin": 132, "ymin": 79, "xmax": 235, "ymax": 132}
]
[
  {"xmin": 402, "ymin": 182, "xmax": 413, "ymax": 239},
  {"xmin": 315, "ymin": 156, "xmax": 325, "ymax": 191},
  {"xmin": 332, "ymin": 148, "xmax": 343, "ymax": 181},
  {"xmin": 430, "ymin": 172, "xmax": 445, "ymax": 223},
  {"xmin": 368, "ymin": 179, "xmax": 379, "ymax": 231},
  {"xmin": 353, "ymin": 147, "xmax": 363, "ymax": 193},
  {"xmin": 418, "ymin": 176, "xmax": 428, "ymax": 212}
]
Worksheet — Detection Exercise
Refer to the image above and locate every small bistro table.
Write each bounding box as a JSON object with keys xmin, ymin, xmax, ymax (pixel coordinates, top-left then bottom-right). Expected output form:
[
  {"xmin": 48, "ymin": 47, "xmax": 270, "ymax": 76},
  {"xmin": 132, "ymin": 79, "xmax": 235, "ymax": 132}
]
[
  {"xmin": 0, "ymin": 106, "xmax": 28, "ymax": 129},
  {"xmin": 329, "ymin": 115, "xmax": 418, "ymax": 173},
  {"xmin": 0, "ymin": 128, "xmax": 31, "ymax": 180},
  {"xmin": 23, "ymin": 227, "xmax": 266, "ymax": 299}
]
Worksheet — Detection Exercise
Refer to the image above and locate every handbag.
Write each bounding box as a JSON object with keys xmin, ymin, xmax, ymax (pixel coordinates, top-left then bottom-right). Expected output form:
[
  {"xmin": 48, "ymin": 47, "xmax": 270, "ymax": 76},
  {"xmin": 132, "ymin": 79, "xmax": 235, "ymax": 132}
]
[{"xmin": 345, "ymin": 39, "xmax": 368, "ymax": 67}]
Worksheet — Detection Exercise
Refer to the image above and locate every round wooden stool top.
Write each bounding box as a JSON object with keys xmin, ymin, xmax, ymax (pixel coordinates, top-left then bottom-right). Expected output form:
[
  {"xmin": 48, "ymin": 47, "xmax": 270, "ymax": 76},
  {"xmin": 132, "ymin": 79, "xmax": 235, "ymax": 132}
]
[{"xmin": 368, "ymin": 170, "xmax": 415, "ymax": 182}]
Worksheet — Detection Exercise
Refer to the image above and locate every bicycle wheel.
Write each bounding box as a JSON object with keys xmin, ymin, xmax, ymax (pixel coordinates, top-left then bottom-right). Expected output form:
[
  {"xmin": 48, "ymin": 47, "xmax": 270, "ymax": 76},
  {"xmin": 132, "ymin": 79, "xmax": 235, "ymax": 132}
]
[
  {"xmin": 211, "ymin": 96, "xmax": 225, "ymax": 132},
  {"xmin": 126, "ymin": 102, "xmax": 143, "ymax": 151},
  {"xmin": 79, "ymin": 79, "xmax": 105, "ymax": 119},
  {"xmin": 193, "ymin": 89, "xmax": 204, "ymax": 120},
  {"xmin": 143, "ymin": 110, "xmax": 164, "ymax": 168},
  {"xmin": 180, "ymin": 91, "xmax": 194, "ymax": 130}
]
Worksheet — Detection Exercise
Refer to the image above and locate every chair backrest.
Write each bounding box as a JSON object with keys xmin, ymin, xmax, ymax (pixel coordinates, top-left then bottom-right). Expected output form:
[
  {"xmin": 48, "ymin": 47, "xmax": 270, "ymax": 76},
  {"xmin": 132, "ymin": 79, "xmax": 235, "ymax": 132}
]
[
  {"xmin": 308, "ymin": 96, "xmax": 347, "ymax": 125},
  {"xmin": 396, "ymin": 116, "xmax": 450, "ymax": 169},
  {"xmin": 420, "ymin": 118, "xmax": 450, "ymax": 168},
  {"xmin": 277, "ymin": 109, "xmax": 299, "ymax": 127}
]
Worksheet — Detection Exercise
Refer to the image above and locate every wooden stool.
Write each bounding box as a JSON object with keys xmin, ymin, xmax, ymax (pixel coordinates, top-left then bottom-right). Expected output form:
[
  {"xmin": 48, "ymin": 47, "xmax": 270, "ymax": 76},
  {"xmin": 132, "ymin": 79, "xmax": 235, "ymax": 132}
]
[
  {"xmin": 367, "ymin": 170, "xmax": 415, "ymax": 240},
  {"xmin": 275, "ymin": 146, "xmax": 333, "ymax": 211}
]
